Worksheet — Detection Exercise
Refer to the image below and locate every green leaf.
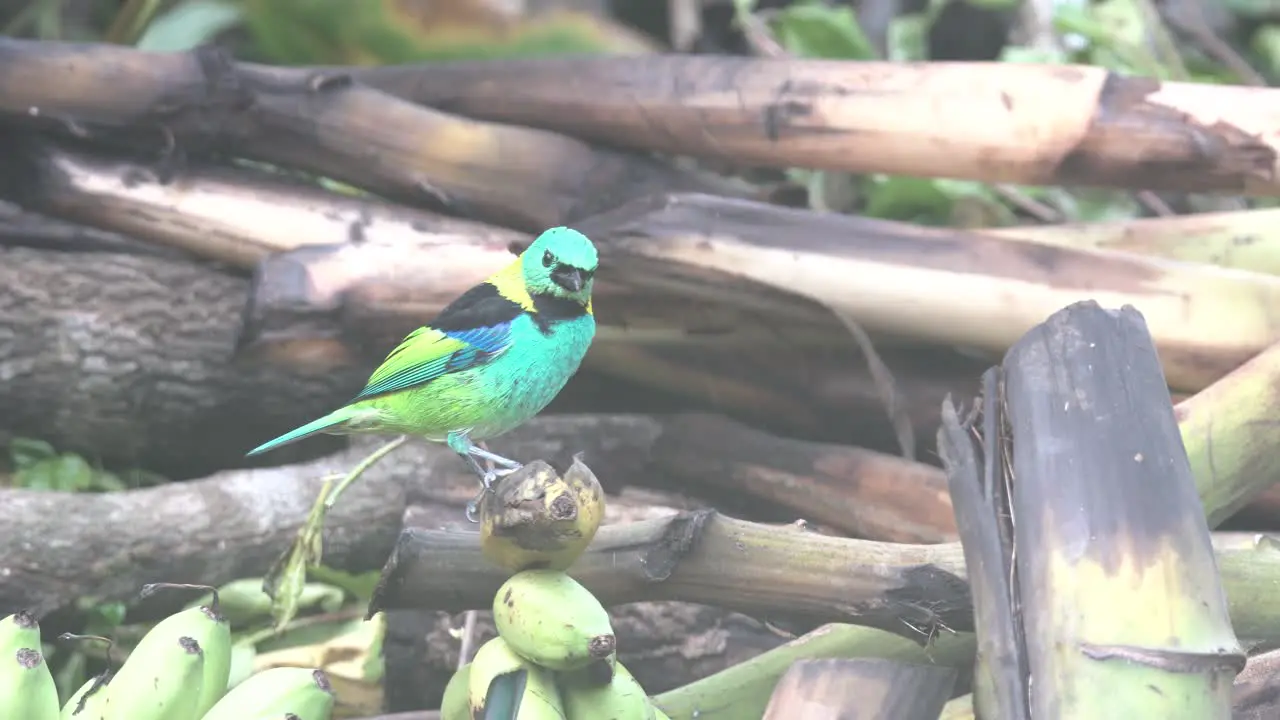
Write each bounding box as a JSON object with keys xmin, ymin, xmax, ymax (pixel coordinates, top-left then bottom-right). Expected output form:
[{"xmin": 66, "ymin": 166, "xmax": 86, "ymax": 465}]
[
  {"xmin": 135, "ymin": 0, "xmax": 243, "ymax": 52},
  {"xmin": 14, "ymin": 462, "xmax": 53, "ymax": 490},
  {"xmin": 1252, "ymin": 25, "xmax": 1280, "ymax": 79},
  {"xmin": 50, "ymin": 453, "xmax": 95, "ymax": 491},
  {"xmin": 886, "ymin": 13, "xmax": 929, "ymax": 62},
  {"xmin": 307, "ymin": 565, "xmax": 382, "ymax": 604},
  {"xmin": 9, "ymin": 438, "xmax": 56, "ymax": 469},
  {"xmin": 1000, "ymin": 45, "xmax": 1070, "ymax": 65},
  {"xmin": 771, "ymin": 2, "xmax": 876, "ymax": 60},
  {"xmin": 862, "ymin": 176, "xmax": 956, "ymax": 224},
  {"xmin": 86, "ymin": 600, "xmax": 128, "ymax": 632},
  {"xmin": 91, "ymin": 470, "xmax": 128, "ymax": 492}
]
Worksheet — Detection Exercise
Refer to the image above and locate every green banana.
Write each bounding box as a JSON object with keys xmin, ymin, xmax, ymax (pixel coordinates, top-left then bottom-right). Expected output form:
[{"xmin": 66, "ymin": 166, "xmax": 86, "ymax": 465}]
[
  {"xmin": 559, "ymin": 660, "xmax": 654, "ymax": 720},
  {"xmin": 0, "ymin": 611, "xmax": 41, "ymax": 648},
  {"xmin": 492, "ymin": 570, "xmax": 615, "ymax": 671},
  {"xmin": 0, "ymin": 612, "xmax": 59, "ymax": 720},
  {"xmin": 556, "ymin": 653, "xmax": 616, "ymax": 688},
  {"xmin": 199, "ymin": 666, "xmax": 334, "ymax": 720},
  {"xmin": 468, "ymin": 636, "xmax": 566, "ymax": 719},
  {"xmin": 99, "ymin": 634, "xmax": 205, "ymax": 720},
  {"xmin": 651, "ymin": 703, "xmax": 673, "ymax": 720},
  {"xmin": 139, "ymin": 583, "xmax": 233, "ymax": 716},
  {"xmin": 60, "ymin": 673, "xmax": 110, "ymax": 719},
  {"xmin": 440, "ymin": 662, "xmax": 471, "ymax": 720}
]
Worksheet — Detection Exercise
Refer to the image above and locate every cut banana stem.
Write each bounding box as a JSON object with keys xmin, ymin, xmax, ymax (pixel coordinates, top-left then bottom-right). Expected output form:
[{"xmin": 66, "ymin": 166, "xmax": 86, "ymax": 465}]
[{"xmin": 493, "ymin": 569, "xmax": 616, "ymax": 671}]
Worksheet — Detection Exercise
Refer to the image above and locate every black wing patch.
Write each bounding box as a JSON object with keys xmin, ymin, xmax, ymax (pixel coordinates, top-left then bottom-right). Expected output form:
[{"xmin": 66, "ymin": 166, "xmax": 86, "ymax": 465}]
[{"xmin": 432, "ymin": 282, "xmax": 525, "ymax": 332}]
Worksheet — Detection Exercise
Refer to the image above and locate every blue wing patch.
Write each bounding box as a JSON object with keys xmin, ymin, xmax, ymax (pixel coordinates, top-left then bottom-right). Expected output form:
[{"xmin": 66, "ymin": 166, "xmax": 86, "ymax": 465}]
[
  {"xmin": 443, "ymin": 324, "xmax": 511, "ymax": 354},
  {"xmin": 352, "ymin": 321, "xmax": 514, "ymax": 401}
]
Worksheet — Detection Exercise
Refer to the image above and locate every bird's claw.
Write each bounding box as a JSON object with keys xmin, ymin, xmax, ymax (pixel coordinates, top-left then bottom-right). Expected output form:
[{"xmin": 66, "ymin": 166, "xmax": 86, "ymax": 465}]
[{"xmin": 464, "ymin": 470, "xmax": 501, "ymax": 523}]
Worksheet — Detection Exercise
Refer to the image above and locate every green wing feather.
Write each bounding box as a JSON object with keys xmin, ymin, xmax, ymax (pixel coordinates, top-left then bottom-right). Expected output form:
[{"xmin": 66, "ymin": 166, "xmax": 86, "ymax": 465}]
[{"xmin": 353, "ymin": 323, "xmax": 513, "ymax": 401}]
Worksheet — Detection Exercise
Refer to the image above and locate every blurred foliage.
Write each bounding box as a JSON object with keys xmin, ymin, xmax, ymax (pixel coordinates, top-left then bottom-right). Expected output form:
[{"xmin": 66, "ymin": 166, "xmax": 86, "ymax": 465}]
[
  {"xmin": 729, "ymin": 0, "xmax": 1278, "ymax": 226},
  {"xmin": 240, "ymin": 0, "xmax": 658, "ymax": 66},
  {"xmin": 6, "ymin": 437, "xmax": 164, "ymax": 491}
]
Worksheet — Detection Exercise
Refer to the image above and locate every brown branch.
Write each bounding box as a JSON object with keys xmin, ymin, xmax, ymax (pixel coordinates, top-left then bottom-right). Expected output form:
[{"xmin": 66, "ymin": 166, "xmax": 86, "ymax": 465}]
[
  {"xmin": 0, "ymin": 39, "xmax": 739, "ymax": 234},
  {"xmin": 0, "ymin": 417, "xmax": 691, "ymax": 614},
  {"xmin": 573, "ymin": 192, "xmax": 1280, "ymax": 394},
  {"xmin": 370, "ymin": 509, "xmax": 1280, "ymax": 647},
  {"xmin": 352, "ymin": 56, "xmax": 1280, "ymax": 196},
  {"xmin": 649, "ymin": 414, "xmax": 956, "ymax": 543},
  {"xmin": 1, "ymin": 140, "xmax": 527, "ymax": 269},
  {"xmin": 371, "ymin": 508, "xmax": 979, "ymax": 638}
]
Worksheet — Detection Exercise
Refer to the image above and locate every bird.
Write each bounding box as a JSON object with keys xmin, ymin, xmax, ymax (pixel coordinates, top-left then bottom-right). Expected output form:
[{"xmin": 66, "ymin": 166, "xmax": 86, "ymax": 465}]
[{"xmin": 245, "ymin": 226, "xmax": 599, "ymax": 520}]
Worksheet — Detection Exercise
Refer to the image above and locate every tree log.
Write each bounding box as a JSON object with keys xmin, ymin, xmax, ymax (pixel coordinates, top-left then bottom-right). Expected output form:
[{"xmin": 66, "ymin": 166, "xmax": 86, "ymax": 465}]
[
  {"xmin": 0, "ymin": 416, "xmax": 696, "ymax": 615},
  {"xmin": 0, "ymin": 38, "xmax": 740, "ymax": 234},
  {"xmin": 0, "ymin": 239, "xmax": 366, "ymax": 479},
  {"xmin": 352, "ymin": 56, "xmax": 1279, "ymax": 195}
]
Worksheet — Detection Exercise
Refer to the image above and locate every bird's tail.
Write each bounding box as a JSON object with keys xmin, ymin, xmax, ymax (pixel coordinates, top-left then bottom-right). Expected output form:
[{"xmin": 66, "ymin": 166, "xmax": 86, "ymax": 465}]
[{"xmin": 245, "ymin": 406, "xmax": 361, "ymax": 457}]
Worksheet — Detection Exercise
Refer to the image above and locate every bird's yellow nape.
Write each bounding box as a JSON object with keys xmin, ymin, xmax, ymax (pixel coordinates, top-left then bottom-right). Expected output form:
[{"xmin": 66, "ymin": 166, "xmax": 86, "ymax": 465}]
[{"xmin": 488, "ymin": 257, "xmax": 537, "ymax": 312}]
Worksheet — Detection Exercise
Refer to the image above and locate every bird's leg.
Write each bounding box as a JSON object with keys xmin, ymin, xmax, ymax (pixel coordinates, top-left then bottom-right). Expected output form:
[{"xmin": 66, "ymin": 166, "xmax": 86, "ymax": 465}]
[
  {"xmin": 469, "ymin": 443, "xmax": 523, "ymax": 474},
  {"xmin": 448, "ymin": 432, "xmax": 498, "ymax": 523}
]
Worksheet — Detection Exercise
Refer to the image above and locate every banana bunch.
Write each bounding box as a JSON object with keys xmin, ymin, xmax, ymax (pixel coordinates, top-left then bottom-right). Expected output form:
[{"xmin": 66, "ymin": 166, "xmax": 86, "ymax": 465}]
[
  {"xmin": 451, "ymin": 458, "xmax": 667, "ymax": 718},
  {"xmin": 1, "ymin": 584, "xmax": 336, "ymax": 720}
]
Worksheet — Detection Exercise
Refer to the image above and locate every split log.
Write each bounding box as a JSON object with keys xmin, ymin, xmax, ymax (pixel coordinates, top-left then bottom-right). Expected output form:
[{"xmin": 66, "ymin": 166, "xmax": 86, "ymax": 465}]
[
  {"xmin": 0, "ymin": 38, "xmax": 739, "ymax": 234},
  {"xmin": 943, "ymin": 301, "xmax": 1244, "ymax": 719},
  {"xmin": 353, "ymin": 56, "xmax": 1280, "ymax": 195}
]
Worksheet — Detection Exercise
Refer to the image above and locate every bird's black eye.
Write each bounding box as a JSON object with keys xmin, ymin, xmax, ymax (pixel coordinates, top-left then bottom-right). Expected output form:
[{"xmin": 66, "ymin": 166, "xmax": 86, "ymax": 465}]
[{"xmin": 542, "ymin": 250, "xmax": 554, "ymax": 267}]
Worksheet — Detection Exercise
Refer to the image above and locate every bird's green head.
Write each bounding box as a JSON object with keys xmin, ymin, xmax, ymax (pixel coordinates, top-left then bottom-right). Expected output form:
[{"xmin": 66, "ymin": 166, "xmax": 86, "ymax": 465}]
[{"xmin": 521, "ymin": 226, "xmax": 598, "ymax": 303}]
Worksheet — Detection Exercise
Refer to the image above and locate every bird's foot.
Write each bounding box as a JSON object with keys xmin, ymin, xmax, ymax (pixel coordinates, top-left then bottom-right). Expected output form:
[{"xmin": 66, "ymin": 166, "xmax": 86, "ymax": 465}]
[{"xmin": 464, "ymin": 470, "xmax": 500, "ymax": 523}]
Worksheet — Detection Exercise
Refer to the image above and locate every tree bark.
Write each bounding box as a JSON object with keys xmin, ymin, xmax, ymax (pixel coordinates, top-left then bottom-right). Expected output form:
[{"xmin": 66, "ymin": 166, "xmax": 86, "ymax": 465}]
[
  {"xmin": 0, "ymin": 417, "xmax": 688, "ymax": 615},
  {"xmin": 0, "ymin": 239, "xmax": 367, "ymax": 479}
]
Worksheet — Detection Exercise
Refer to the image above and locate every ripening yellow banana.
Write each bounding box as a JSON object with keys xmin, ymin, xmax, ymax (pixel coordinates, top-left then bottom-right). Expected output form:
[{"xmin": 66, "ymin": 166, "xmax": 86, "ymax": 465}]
[{"xmin": 492, "ymin": 569, "xmax": 615, "ymax": 671}]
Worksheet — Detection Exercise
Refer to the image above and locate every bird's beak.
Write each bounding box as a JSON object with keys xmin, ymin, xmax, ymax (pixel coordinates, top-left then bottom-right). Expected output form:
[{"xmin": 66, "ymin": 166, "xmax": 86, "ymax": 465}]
[{"xmin": 551, "ymin": 265, "xmax": 585, "ymax": 293}]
